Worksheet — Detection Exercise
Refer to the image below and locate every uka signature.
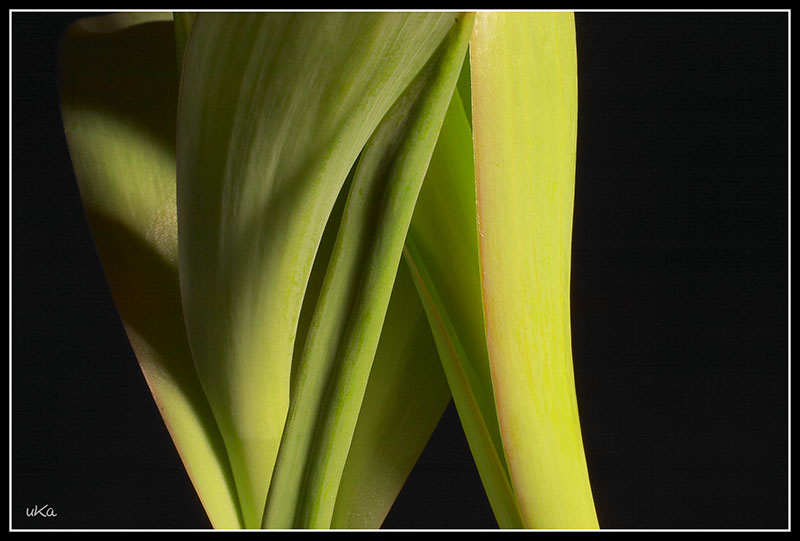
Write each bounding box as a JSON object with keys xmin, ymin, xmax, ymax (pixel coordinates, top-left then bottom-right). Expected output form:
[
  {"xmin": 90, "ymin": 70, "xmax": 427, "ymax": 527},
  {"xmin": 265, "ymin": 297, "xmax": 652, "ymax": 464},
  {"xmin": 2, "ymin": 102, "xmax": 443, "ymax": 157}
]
[{"xmin": 26, "ymin": 504, "xmax": 57, "ymax": 518}]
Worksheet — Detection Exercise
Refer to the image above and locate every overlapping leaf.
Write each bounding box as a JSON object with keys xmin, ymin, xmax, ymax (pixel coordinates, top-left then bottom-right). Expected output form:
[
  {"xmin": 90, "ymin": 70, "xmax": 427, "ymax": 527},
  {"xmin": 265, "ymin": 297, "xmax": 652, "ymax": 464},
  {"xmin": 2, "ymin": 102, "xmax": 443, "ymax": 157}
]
[
  {"xmin": 404, "ymin": 11, "xmax": 598, "ymax": 529},
  {"xmin": 59, "ymin": 12, "xmax": 241, "ymax": 528},
  {"xmin": 62, "ymin": 11, "xmax": 459, "ymax": 529},
  {"xmin": 176, "ymin": 12, "xmax": 458, "ymax": 528},
  {"xmin": 331, "ymin": 259, "xmax": 451, "ymax": 528},
  {"xmin": 404, "ymin": 88, "xmax": 523, "ymax": 528},
  {"xmin": 263, "ymin": 14, "xmax": 474, "ymax": 528},
  {"xmin": 269, "ymin": 161, "xmax": 453, "ymax": 530},
  {"xmin": 59, "ymin": 10, "xmax": 597, "ymax": 530}
]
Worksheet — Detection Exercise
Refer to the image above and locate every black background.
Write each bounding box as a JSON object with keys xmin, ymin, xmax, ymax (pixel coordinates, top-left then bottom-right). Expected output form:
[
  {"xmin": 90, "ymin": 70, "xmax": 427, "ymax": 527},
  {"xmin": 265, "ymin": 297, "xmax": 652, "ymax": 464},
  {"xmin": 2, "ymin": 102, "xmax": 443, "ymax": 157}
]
[{"xmin": 11, "ymin": 11, "xmax": 789, "ymax": 530}]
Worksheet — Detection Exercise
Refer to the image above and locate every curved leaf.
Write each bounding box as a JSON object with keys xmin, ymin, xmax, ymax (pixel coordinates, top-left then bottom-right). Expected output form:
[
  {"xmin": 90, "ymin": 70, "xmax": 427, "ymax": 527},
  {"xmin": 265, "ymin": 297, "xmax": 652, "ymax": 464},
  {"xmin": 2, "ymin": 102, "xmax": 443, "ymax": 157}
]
[
  {"xmin": 59, "ymin": 12, "xmax": 241, "ymax": 529},
  {"xmin": 331, "ymin": 260, "xmax": 451, "ymax": 529},
  {"xmin": 404, "ymin": 88, "xmax": 523, "ymax": 528},
  {"xmin": 262, "ymin": 13, "xmax": 473, "ymax": 528},
  {"xmin": 176, "ymin": 12, "xmax": 458, "ymax": 528},
  {"xmin": 470, "ymin": 12, "xmax": 598, "ymax": 528},
  {"xmin": 283, "ymin": 152, "xmax": 452, "ymax": 530}
]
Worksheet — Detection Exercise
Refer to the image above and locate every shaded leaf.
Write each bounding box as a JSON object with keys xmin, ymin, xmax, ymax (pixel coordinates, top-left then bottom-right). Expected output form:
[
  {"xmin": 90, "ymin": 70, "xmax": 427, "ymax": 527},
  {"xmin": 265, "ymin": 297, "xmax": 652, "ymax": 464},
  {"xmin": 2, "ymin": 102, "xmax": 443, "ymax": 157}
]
[
  {"xmin": 282, "ymin": 166, "xmax": 452, "ymax": 530},
  {"xmin": 59, "ymin": 12, "xmax": 241, "ymax": 528},
  {"xmin": 172, "ymin": 11, "xmax": 196, "ymax": 72},
  {"xmin": 331, "ymin": 260, "xmax": 451, "ymax": 529},
  {"xmin": 176, "ymin": 12, "xmax": 459, "ymax": 528},
  {"xmin": 262, "ymin": 13, "xmax": 473, "ymax": 528}
]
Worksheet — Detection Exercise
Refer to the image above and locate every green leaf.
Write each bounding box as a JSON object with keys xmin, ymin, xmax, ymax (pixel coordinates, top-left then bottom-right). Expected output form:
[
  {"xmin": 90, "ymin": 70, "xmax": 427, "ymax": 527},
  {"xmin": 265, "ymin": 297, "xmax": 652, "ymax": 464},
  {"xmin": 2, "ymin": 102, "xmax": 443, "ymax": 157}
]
[
  {"xmin": 176, "ymin": 12, "xmax": 460, "ymax": 528},
  {"xmin": 404, "ymin": 87, "xmax": 524, "ymax": 529},
  {"xmin": 59, "ymin": 12, "xmax": 242, "ymax": 528},
  {"xmin": 331, "ymin": 259, "xmax": 451, "ymax": 529},
  {"xmin": 455, "ymin": 49, "xmax": 472, "ymax": 128},
  {"xmin": 61, "ymin": 11, "xmax": 594, "ymax": 530},
  {"xmin": 262, "ymin": 13, "xmax": 474, "ymax": 529},
  {"xmin": 470, "ymin": 12, "xmax": 597, "ymax": 528},
  {"xmin": 281, "ymin": 165, "xmax": 452, "ymax": 530}
]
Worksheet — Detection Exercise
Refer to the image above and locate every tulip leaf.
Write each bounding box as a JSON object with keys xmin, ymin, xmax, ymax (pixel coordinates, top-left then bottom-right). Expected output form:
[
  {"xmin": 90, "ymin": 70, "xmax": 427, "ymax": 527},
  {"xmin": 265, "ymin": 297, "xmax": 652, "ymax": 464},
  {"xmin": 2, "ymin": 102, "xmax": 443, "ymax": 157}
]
[
  {"xmin": 404, "ymin": 87, "xmax": 524, "ymax": 528},
  {"xmin": 60, "ymin": 10, "xmax": 595, "ymax": 530},
  {"xmin": 262, "ymin": 13, "xmax": 474, "ymax": 528},
  {"xmin": 176, "ymin": 12, "xmax": 460, "ymax": 528},
  {"xmin": 470, "ymin": 12, "xmax": 598, "ymax": 528},
  {"xmin": 331, "ymin": 260, "xmax": 451, "ymax": 529},
  {"xmin": 59, "ymin": 12, "xmax": 242, "ymax": 529},
  {"xmin": 276, "ymin": 167, "xmax": 452, "ymax": 530}
]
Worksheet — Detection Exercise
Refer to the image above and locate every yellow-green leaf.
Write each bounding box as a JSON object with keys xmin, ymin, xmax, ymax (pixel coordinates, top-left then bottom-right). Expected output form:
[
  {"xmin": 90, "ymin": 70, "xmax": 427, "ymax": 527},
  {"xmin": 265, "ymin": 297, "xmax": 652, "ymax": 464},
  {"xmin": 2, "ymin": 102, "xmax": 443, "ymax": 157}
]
[
  {"xmin": 59, "ymin": 12, "xmax": 241, "ymax": 529},
  {"xmin": 470, "ymin": 11, "xmax": 598, "ymax": 528},
  {"xmin": 404, "ymin": 89, "xmax": 523, "ymax": 529}
]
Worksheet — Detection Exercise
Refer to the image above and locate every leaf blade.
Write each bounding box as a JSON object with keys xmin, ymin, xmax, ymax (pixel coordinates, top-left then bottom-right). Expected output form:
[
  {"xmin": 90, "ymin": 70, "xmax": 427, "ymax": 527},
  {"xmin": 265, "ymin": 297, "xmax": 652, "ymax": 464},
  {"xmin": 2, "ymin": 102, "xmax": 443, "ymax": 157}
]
[
  {"xmin": 331, "ymin": 260, "xmax": 451, "ymax": 529},
  {"xmin": 404, "ymin": 88, "xmax": 523, "ymax": 528},
  {"xmin": 59, "ymin": 12, "xmax": 241, "ymax": 528},
  {"xmin": 281, "ymin": 160, "xmax": 453, "ymax": 530},
  {"xmin": 177, "ymin": 12, "xmax": 460, "ymax": 528},
  {"xmin": 470, "ymin": 11, "xmax": 598, "ymax": 528},
  {"xmin": 262, "ymin": 13, "xmax": 474, "ymax": 528}
]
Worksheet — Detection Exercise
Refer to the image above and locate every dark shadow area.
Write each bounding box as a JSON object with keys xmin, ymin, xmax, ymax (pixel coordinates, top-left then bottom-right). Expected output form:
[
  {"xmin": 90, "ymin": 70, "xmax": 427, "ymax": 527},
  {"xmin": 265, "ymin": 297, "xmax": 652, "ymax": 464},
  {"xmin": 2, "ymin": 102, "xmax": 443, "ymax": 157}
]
[
  {"xmin": 59, "ymin": 16, "xmax": 178, "ymax": 159},
  {"xmin": 383, "ymin": 403, "xmax": 498, "ymax": 529},
  {"xmin": 571, "ymin": 12, "xmax": 788, "ymax": 529},
  {"xmin": 85, "ymin": 211, "xmax": 240, "ymax": 523}
]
